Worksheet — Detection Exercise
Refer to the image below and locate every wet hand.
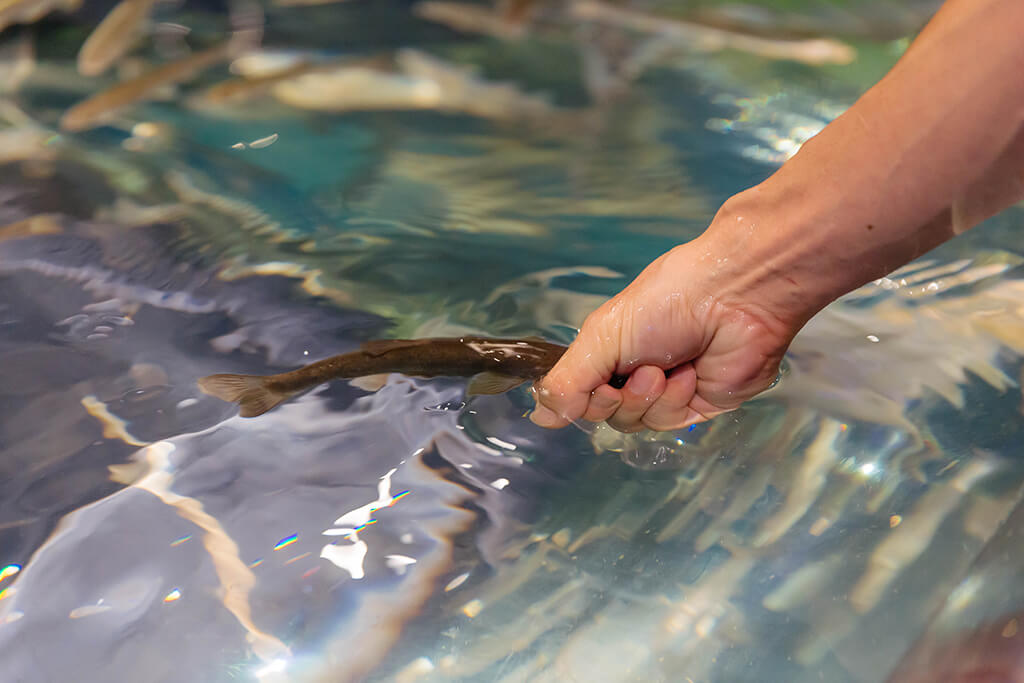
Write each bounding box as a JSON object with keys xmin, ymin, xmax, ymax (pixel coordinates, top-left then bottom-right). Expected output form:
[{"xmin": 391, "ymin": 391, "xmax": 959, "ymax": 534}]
[{"xmin": 530, "ymin": 238, "xmax": 795, "ymax": 432}]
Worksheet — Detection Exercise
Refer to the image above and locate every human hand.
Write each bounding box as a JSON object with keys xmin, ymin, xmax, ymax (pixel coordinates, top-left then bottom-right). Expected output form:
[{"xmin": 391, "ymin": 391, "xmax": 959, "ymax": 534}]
[{"xmin": 529, "ymin": 236, "xmax": 798, "ymax": 432}]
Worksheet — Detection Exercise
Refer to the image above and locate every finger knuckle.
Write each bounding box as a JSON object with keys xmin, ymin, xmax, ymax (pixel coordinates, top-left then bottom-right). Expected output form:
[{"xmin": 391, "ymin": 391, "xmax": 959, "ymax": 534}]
[
  {"xmin": 642, "ymin": 414, "xmax": 680, "ymax": 432},
  {"xmin": 580, "ymin": 311, "xmax": 606, "ymax": 337}
]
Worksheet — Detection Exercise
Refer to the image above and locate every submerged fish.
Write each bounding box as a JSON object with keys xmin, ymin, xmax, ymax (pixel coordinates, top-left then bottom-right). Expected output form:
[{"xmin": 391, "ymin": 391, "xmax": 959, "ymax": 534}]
[
  {"xmin": 568, "ymin": 0, "xmax": 856, "ymax": 66},
  {"xmin": 198, "ymin": 336, "xmax": 629, "ymax": 417},
  {"xmin": 413, "ymin": 1, "xmax": 530, "ymax": 41},
  {"xmin": 0, "ymin": 0, "xmax": 80, "ymax": 33},
  {"xmin": 192, "ymin": 55, "xmax": 392, "ymax": 108},
  {"xmin": 61, "ymin": 41, "xmax": 234, "ymax": 131},
  {"xmin": 77, "ymin": 0, "xmax": 157, "ymax": 77},
  {"xmin": 61, "ymin": 4, "xmax": 264, "ymax": 134},
  {"xmin": 191, "ymin": 58, "xmax": 316, "ymax": 106}
]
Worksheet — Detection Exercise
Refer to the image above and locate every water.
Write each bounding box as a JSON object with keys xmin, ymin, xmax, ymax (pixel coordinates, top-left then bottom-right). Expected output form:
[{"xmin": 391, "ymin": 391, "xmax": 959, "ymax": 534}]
[{"xmin": 0, "ymin": 1, "xmax": 1022, "ymax": 682}]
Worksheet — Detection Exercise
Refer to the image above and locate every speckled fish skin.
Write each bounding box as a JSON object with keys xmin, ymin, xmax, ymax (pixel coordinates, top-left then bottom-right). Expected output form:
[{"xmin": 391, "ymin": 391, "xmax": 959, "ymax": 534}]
[
  {"xmin": 264, "ymin": 337, "xmax": 567, "ymax": 390},
  {"xmin": 198, "ymin": 337, "xmax": 570, "ymax": 417}
]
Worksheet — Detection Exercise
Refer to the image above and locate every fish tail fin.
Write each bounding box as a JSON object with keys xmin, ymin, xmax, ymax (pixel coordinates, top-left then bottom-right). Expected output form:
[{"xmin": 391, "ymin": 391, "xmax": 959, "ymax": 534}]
[{"xmin": 197, "ymin": 373, "xmax": 293, "ymax": 417}]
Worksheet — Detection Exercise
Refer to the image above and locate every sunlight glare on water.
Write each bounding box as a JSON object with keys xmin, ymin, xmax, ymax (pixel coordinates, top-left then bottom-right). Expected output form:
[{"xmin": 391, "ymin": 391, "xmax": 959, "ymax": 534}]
[{"xmin": 0, "ymin": 1, "xmax": 1021, "ymax": 682}]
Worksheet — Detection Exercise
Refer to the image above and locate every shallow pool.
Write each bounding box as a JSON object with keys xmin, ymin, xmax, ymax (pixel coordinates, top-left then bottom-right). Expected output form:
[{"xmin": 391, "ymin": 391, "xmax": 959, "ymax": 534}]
[{"xmin": 0, "ymin": 2, "xmax": 1021, "ymax": 682}]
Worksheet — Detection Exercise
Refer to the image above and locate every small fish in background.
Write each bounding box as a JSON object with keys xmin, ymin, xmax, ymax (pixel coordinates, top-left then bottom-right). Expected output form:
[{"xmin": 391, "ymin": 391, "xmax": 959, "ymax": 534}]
[
  {"xmin": 189, "ymin": 54, "xmax": 392, "ymax": 109},
  {"xmin": 394, "ymin": 47, "xmax": 555, "ymax": 120},
  {"xmin": 268, "ymin": 47, "xmax": 556, "ymax": 122},
  {"xmin": 567, "ymin": 0, "xmax": 857, "ymax": 66},
  {"xmin": 413, "ymin": 1, "xmax": 532, "ymax": 41},
  {"xmin": 0, "ymin": 0, "xmax": 81, "ymax": 34},
  {"xmin": 60, "ymin": 40, "xmax": 236, "ymax": 131},
  {"xmin": 497, "ymin": 0, "xmax": 540, "ymax": 26},
  {"xmin": 190, "ymin": 58, "xmax": 316, "ymax": 107},
  {"xmin": 686, "ymin": 1, "xmax": 940, "ymax": 42},
  {"xmin": 0, "ymin": 27, "xmax": 35, "ymax": 93},
  {"xmin": 60, "ymin": 0, "xmax": 264, "ymax": 131},
  {"xmin": 76, "ymin": 0, "xmax": 158, "ymax": 77},
  {"xmin": 270, "ymin": 64, "xmax": 444, "ymax": 113},
  {"xmin": 198, "ymin": 336, "xmax": 631, "ymax": 417}
]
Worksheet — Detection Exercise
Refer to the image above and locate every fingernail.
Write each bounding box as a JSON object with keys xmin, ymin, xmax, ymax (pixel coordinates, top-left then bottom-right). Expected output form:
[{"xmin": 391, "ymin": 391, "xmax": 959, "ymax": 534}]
[{"xmin": 628, "ymin": 367, "xmax": 657, "ymax": 395}]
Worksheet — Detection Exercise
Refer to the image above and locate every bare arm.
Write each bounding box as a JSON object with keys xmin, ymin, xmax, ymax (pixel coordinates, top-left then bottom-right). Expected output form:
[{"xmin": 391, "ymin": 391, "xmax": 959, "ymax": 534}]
[
  {"xmin": 709, "ymin": 0, "xmax": 1024, "ymax": 329},
  {"xmin": 531, "ymin": 0, "xmax": 1024, "ymax": 432}
]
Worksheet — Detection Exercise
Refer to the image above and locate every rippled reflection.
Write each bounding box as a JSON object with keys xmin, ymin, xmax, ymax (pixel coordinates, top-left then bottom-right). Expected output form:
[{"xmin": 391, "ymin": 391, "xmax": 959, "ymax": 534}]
[{"xmin": 0, "ymin": 1, "xmax": 1020, "ymax": 682}]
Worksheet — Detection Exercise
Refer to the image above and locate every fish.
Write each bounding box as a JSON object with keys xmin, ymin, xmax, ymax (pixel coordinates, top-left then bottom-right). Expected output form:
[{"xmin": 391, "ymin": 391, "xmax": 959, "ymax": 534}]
[
  {"xmin": 76, "ymin": 0, "xmax": 157, "ymax": 77},
  {"xmin": 190, "ymin": 58, "xmax": 317, "ymax": 106},
  {"xmin": 270, "ymin": 49, "xmax": 555, "ymax": 122},
  {"xmin": 412, "ymin": 1, "xmax": 530, "ymax": 41},
  {"xmin": 567, "ymin": 0, "xmax": 856, "ymax": 66},
  {"xmin": 0, "ymin": 0, "xmax": 81, "ymax": 34},
  {"xmin": 191, "ymin": 55, "xmax": 391, "ymax": 108},
  {"xmin": 61, "ymin": 4, "xmax": 264, "ymax": 134},
  {"xmin": 60, "ymin": 41, "xmax": 235, "ymax": 132},
  {"xmin": 498, "ymin": 0, "xmax": 540, "ymax": 25},
  {"xmin": 198, "ymin": 336, "xmax": 631, "ymax": 417},
  {"xmin": 0, "ymin": 27, "xmax": 34, "ymax": 93},
  {"xmin": 270, "ymin": 65, "xmax": 444, "ymax": 113}
]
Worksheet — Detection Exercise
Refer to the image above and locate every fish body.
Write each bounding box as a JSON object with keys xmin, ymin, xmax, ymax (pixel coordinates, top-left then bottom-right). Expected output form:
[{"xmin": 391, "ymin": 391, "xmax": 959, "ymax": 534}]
[
  {"xmin": 192, "ymin": 59, "xmax": 316, "ymax": 106},
  {"xmin": 77, "ymin": 0, "xmax": 157, "ymax": 77},
  {"xmin": 193, "ymin": 55, "xmax": 392, "ymax": 107},
  {"xmin": 61, "ymin": 39, "xmax": 240, "ymax": 132},
  {"xmin": 568, "ymin": 0, "xmax": 856, "ymax": 66},
  {"xmin": 198, "ymin": 336, "xmax": 594, "ymax": 417},
  {"xmin": 413, "ymin": 1, "xmax": 530, "ymax": 41},
  {"xmin": 0, "ymin": 0, "xmax": 81, "ymax": 33}
]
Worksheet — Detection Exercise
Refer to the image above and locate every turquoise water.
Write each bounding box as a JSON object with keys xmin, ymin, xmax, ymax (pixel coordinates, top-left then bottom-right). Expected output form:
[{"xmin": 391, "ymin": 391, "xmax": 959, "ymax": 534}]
[{"xmin": 0, "ymin": 2, "xmax": 1022, "ymax": 682}]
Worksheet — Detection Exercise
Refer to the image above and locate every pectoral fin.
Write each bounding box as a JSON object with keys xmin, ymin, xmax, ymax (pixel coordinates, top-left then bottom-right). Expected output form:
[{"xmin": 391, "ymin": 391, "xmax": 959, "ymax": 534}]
[
  {"xmin": 349, "ymin": 373, "xmax": 391, "ymax": 392},
  {"xmin": 467, "ymin": 372, "xmax": 525, "ymax": 396}
]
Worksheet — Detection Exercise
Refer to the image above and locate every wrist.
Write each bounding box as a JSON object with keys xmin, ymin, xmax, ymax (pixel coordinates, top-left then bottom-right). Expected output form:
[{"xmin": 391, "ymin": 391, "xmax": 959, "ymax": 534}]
[{"xmin": 696, "ymin": 182, "xmax": 837, "ymax": 332}]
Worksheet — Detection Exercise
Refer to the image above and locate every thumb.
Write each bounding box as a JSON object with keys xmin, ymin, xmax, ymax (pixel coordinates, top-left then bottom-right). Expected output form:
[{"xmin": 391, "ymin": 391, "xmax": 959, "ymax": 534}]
[{"xmin": 531, "ymin": 310, "xmax": 621, "ymax": 428}]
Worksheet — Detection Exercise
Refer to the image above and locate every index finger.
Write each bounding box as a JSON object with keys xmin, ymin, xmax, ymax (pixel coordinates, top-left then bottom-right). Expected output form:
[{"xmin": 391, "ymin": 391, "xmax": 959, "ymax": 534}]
[{"xmin": 530, "ymin": 322, "xmax": 619, "ymax": 428}]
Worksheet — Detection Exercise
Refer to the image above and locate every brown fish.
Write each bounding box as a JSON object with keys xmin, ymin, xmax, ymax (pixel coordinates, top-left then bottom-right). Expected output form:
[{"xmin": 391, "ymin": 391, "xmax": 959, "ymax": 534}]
[
  {"xmin": 77, "ymin": 0, "xmax": 157, "ymax": 77},
  {"xmin": 60, "ymin": 18, "xmax": 265, "ymax": 133},
  {"xmin": 191, "ymin": 55, "xmax": 392, "ymax": 107},
  {"xmin": 568, "ymin": 0, "xmax": 856, "ymax": 66},
  {"xmin": 191, "ymin": 58, "xmax": 316, "ymax": 106},
  {"xmin": 413, "ymin": 1, "xmax": 529, "ymax": 40},
  {"xmin": 198, "ymin": 336, "xmax": 630, "ymax": 417},
  {"xmin": 0, "ymin": 0, "xmax": 81, "ymax": 34},
  {"xmin": 61, "ymin": 41, "xmax": 233, "ymax": 131}
]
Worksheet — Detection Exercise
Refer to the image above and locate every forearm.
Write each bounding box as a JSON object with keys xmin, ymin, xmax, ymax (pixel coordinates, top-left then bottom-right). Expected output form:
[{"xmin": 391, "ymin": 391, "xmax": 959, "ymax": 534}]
[{"xmin": 704, "ymin": 0, "xmax": 1024, "ymax": 327}]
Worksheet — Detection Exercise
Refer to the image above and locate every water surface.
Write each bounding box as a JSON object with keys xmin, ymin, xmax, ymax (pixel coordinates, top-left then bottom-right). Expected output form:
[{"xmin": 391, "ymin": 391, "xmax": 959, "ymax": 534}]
[{"xmin": 0, "ymin": 2, "xmax": 1021, "ymax": 682}]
